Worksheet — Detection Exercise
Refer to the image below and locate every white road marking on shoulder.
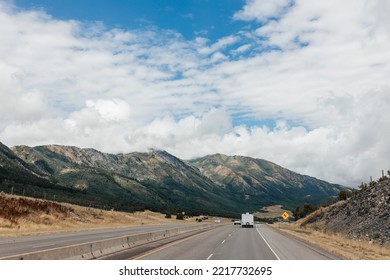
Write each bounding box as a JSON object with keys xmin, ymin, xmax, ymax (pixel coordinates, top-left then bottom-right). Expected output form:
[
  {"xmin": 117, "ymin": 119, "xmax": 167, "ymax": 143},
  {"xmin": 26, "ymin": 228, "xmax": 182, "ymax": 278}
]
[
  {"xmin": 207, "ymin": 254, "xmax": 213, "ymax": 260},
  {"xmin": 221, "ymin": 239, "xmax": 226, "ymax": 244},
  {"xmin": 255, "ymin": 225, "xmax": 280, "ymax": 260}
]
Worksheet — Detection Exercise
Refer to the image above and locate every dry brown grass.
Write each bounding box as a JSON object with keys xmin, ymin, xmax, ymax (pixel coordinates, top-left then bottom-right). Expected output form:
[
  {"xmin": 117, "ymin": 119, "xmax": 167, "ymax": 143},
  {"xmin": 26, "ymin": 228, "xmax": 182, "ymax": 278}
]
[
  {"xmin": 0, "ymin": 194, "xmax": 71, "ymax": 225},
  {"xmin": 274, "ymin": 223, "xmax": 390, "ymax": 260},
  {"xmin": 0, "ymin": 194, "xmax": 211, "ymax": 237},
  {"xmin": 254, "ymin": 205, "xmax": 293, "ymax": 219}
]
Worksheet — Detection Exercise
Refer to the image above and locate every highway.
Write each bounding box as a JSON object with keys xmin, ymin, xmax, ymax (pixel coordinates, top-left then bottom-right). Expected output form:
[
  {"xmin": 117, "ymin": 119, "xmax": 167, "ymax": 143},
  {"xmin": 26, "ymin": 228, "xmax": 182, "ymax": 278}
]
[
  {"xmin": 0, "ymin": 223, "xmax": 339, "ymax": 260},
  {"xmin": 105, "ymin": 224, "xmax": 338, "ymax": 260},
  {"xmin": 0, "ymin": 223, "xmax": 196, "ymax": 258}
]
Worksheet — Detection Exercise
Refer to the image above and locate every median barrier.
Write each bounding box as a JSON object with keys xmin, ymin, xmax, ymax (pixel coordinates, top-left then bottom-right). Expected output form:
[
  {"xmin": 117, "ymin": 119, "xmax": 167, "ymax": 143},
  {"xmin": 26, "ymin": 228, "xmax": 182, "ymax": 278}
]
[
  {"xmin": 0, "ymin": 223, "xmax": 219, "ymax": 260},
  {"xmin": 90, "ymin": 236, "xmax": 130, "ymax": 259},
  {"xmin": 2, "ymin": 242, "xmax": 94, "ymax": 260}
]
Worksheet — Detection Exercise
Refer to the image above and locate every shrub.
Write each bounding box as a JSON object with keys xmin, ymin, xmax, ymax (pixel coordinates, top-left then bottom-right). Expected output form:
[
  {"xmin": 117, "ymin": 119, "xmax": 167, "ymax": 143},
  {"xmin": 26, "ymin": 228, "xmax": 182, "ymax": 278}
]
[
  {"xmin": 292, "ymin": 203, "xmax": 319, "ymax": 220},
  {"xmin": 176, "ymin": 213, "xmax": 184, "ymax": 220},
  {"xmin": 338, "ymin": 190, "xmax": 348, "ymax": 201}
]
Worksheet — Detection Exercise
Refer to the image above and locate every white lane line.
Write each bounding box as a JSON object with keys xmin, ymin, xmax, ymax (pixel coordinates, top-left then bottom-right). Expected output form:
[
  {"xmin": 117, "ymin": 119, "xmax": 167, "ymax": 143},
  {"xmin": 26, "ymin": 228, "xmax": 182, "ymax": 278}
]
[
  {"xmin": 255, "ymin": 225, "xmax": 280, "ymax": 260},
  {"xmin": 221, "ymin": 239, "xmax": 226, "ymax": 244},
  {"xmin": 207, "ymin": 254, "xmax": 213, "ymax": 260}
]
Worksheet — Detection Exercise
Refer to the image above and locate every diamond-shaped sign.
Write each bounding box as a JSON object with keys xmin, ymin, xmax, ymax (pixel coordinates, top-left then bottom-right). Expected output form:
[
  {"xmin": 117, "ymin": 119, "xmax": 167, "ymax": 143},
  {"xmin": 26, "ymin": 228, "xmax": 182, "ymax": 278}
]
[{"xmin": 282, "ymin": 212, "xmax": 289, "ymax": 220}]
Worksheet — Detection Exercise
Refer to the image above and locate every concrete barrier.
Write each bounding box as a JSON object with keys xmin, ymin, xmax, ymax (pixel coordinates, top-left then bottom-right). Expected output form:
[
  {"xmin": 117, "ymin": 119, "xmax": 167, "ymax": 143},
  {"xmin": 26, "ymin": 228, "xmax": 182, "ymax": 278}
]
[
  {"xmin": 90, "ymin": 236, "xmax": 130, "ymax": 259},
  {"xmin": 1, "ymin": 223, "xmax": 218, "ymax": 260},
  {"xmin": 3, "ymin": 242, "xmax": 94, "ymax": 260}
]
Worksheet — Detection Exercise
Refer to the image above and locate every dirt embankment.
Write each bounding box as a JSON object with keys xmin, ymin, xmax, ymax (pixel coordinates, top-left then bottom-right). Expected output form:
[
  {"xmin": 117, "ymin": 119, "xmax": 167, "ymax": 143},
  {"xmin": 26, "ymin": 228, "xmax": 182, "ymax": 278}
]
[
  {"xmin": 0, "ymin": 194, "xmax": 189, "ymax": 237},
  {"xmin": 299, "ymin": 177, "xmax": 389, "ymax": 245},
  {"xmin": 274, "ymin": 175, "xmax": 389, "ymax": 260}
]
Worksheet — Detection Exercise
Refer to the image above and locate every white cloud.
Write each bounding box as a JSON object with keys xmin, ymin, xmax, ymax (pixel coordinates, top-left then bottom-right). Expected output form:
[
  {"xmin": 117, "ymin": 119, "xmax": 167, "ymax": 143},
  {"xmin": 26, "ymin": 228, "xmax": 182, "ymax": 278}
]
[
  {"xmin": 85, "ymin": 99, "xmax": 130, "ymax": 122},
  {"xmin": 123, "ymin": 96, "xmax": 390, "ymax": 186},
  {"xmin": 231, "ymin": 44, "xmax": 252, "ymax": 54},
  {"xmin": 233, "ymin": 0, "xmax": 293, "ymax": 22},
  {"xmin": 0, "ymin": 0, "xmax": 390, "ymax": 186},
  {"xmin": 198, "ymin": 35, "xmax": 239, "ymax": 55}
]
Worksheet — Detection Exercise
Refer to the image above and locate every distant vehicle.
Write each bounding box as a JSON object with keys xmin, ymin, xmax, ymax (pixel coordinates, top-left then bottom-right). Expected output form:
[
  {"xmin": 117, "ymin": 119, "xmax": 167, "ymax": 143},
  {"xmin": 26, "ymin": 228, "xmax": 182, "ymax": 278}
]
[
  {"xmin": 214, "ymin": 219, "xmax": 221, "ymax": 224},
  {"xmin": 241, "ymin": 212, "xmax": 254, "ymax": 228},
  {"xmin": 233, "ymin": 219, "xmax": 241, "ymax": 225}
]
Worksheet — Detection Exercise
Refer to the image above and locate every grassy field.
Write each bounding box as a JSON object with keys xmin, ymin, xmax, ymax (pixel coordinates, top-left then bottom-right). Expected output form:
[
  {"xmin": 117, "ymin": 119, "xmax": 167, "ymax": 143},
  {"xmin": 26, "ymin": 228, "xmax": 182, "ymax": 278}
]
[
  {"xmin": 0, "ymin": 194, "xmax": 224, "ymax": 237},
  {"xmin": 274, "ymin": 223, "xmax": 390, "ymax": 260},
  {"xmin": 254, "ymin": 205, "xmax": 293, "ymax": 219}
]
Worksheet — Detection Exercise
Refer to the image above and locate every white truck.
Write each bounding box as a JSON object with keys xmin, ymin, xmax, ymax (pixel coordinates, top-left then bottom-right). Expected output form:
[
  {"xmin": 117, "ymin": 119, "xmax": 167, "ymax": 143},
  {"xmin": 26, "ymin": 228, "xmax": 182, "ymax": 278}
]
[{"xmin": 241, "ymin": 212, "xmax": 254, "ymax": 228}]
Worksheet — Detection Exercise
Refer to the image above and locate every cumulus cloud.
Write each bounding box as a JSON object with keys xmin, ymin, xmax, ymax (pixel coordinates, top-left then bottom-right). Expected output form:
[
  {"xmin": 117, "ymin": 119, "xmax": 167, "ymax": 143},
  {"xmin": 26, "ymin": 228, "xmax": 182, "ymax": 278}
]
[
  {"xmin": 0, "ymin": 0, "xmax": 390, "ymax": 186},
  {"xmin": 233, "ymin": 0, "xmax": 293, "ymax": 22},
  {"xmin": 198, "ymin": 35, "xmax": 239, "ymax": 55},
  {"xmin": 124, "ymin": 94, "xmax": 390, "ymax": 186},
  {"xmin": 85, "ymin": 99, "xmax": 130, "ymax": 122}
]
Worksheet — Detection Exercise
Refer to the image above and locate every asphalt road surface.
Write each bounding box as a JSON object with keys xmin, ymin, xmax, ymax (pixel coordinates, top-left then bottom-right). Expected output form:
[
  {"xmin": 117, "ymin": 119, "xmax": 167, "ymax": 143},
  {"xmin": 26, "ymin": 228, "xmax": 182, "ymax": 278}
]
[
  {"xmin": 0, "ymin": 223, "xmax": 196, "ymax": 258},
  {"xmin": 129, "ymin": 224, "xmax": 337, "ymax": 260},
  {"xmin": 0, "ymin": 223, "xmax": 339, "ymax": 260}
]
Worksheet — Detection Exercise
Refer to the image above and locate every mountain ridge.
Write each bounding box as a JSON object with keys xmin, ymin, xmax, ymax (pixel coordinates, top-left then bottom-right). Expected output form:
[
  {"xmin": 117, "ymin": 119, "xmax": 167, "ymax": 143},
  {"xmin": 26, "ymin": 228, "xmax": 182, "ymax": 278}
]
[
  {"xmin": 0, "ymin": 141, "xmax": 347, "ymax": 216},
  {"xmin": 190, "ymin": 153, "xmax": 343, "ymax": 207}
]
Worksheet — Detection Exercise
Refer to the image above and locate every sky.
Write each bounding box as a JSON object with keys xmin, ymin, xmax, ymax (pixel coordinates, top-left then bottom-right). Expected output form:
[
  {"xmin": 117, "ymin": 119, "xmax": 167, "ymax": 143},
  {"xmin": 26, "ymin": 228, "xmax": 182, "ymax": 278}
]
[{"xmin": 1, "ymin": 0, "xmax": 390, "ymax": 187}]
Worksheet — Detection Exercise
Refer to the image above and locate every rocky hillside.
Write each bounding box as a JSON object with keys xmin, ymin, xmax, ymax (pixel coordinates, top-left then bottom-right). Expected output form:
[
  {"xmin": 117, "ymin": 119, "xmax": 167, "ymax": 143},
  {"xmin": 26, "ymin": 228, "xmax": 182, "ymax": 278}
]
[
  {"xmin": 0, "ymin": 142, "xmax": 138, "ymax": 212},
  {"xmin": 1, "ymin": 141, "xmax": 346, "ymax": 215},
  {"xmin": 10, "ymin": 145, "xmax": 238, "ymax": 215},
  {"xmin": 190, "ymin": 154, "xmax": 344, "ymax": 208},
  {"xmin": 0, "ymin": 142, "xmax": 63, "ymax": 192},
  {"xmin": 300, "ymin": 176, "xmax": 390, "ymax": 245}
]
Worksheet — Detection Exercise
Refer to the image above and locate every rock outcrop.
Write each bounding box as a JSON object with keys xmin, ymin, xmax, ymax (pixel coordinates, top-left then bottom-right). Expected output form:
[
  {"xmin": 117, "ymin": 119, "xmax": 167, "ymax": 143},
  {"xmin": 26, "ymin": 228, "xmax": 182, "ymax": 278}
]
[{"xmin": 301, "ymin": 177, "xmax": 390, "ymax": 245}]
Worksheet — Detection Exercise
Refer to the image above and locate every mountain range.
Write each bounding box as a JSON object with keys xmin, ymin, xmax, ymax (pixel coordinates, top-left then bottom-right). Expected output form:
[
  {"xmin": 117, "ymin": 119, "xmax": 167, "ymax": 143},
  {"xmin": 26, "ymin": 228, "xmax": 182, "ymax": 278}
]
[{"xmin": 0, "ymin": 141, "xmax": 346, "ymax": 216}]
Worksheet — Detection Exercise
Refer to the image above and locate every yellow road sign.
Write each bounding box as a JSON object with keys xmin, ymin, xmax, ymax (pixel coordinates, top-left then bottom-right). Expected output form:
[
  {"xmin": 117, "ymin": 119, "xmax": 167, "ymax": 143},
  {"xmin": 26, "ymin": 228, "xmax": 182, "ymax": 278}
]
[{"xmin": 282, "ymin": 212, "xmax": 289, "ymax": 220}]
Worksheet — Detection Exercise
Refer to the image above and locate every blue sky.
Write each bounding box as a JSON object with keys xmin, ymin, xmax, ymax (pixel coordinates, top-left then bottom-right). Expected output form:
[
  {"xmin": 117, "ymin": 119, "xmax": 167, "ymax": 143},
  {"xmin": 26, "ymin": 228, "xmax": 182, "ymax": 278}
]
[
  {"xmin": 14, "ymin": 0, "xmax": 249, "ymax": 40},
  {"xmin": 1, "ymin": 0, "xmax": 390, "ymax": 186}
]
